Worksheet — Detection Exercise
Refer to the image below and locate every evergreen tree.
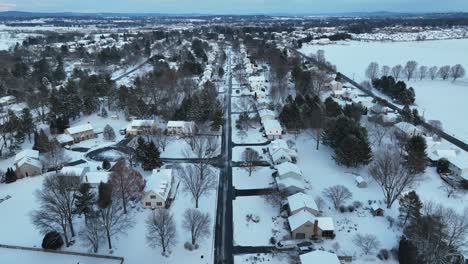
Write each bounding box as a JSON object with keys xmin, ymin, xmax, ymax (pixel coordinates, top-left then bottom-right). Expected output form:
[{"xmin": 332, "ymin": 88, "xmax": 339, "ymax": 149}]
[
  {"xmin": 101, "ymin": 107, "xmax": 108, "ymax": 118},
  {"xmin": 210, "ymin": 110, "xmax": 223, "ymax": 131},
  {"xmin": 135, "ymin": 137, "xmax": 147, "ymax": 164},
  {"xmin": 5, "ymin": 168, "xmax": 17, "ymax": 183},
  {"xmin": 398, "ymin": 237, "xmax": 420, "ymax": 264},
  {"xmin": 103, "ymin": 125, "xmax": 116, "ymax": 141},
  {"xmin": 34, "ymin": 129, "xmax": 50, "ymax": 153},
  {"xmin": 334, "ymin": 134, "xmax": 372, "ymax": 167},
  {"xmin": 324, "ymin": 97, "xmax": 342, "ymax": 117},
  {"xmin": 21, "ymin": 108, "xmax": 34, "ymax": 142},
  {"xmin": 398, "ymin": 191, "xmax": 423, "ymax": 226},
  {"xmin": 400, "ymin": 105, "xmax": 413, "ymax": 123},
  {"xmin": 279, "ymin": 103, "xmax": 300, "ymax": 130},
  {"xmin": 74, "ymin": 183, "xmax": 96, "ymax": 223},
  {"xmin": 405, "ymin": 135, "xmax": 427, "ymax": 174},
  {"xmin": 141, "ymin": 141, "xmax": 163, "ymax": 171},
  {"xmin": 102, "ymin": 160, "xmax": 111, "ymax": 170},
  {"xmin": 53, "ymin": 56, "xmax": 66, "ymax": 82}
]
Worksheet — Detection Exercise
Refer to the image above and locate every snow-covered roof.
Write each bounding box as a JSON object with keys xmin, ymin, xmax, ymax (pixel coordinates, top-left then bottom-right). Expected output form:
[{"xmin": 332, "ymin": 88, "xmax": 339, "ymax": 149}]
[
  {"xmin": 371, "ymin": 203, "xmax": 383, "ymax": 211},
  {"xmin": 85, "ymin": 171, "xmax": 110, "ymax": 185},
  {"xmin": 276, "ymin": 162, "xmax": 302, "ymax": 177},
  {"xmin": 299, "ymin": 250, "xmax": 340, "ymax": 264},
  {"xmin": 14, "ymin": 149, "xmax": 39, "ymax": 164},
  {"xmin": 263, "ymin": 120, "xmax": 282, "ymax": 134},
  {"xmin": 276, "ymin": 177, "xmax": 305, "ymax": 191},
  {"xmin": 355, "ymin": 176, "xmax": 366, "ymax": 184},
  {"xmin": 288, "ymin": 210, "xmax": 335, "ymax": 231},
  {"xmin": 258, "ymin": 109, "xmax": 276, "ymax": 119},
  {"xmin": 394, "ymin": 122, "xmax": 422, "ymax": 136},
  {"xmin": 56, "ymin": 134, "xmax": 74, "ymax": 144},
  {"xmin": 146, "ymin": 169, "xmax": 173, "ymax": 201},
  {"xmin": 66, "ymin": 124, "xmax": 94, "ymax": 135},
  {"xmin": 167, "ymin": 121, "xmax": 193, "ymax": 128},
  {"xmin": 130, "ymin": 119, "xmax": 155, "ymax": 127},
  {"xmin": 17, "ymin": 157, "xmax": 42, "ymax": 169},
  {"xmin": 60, "ymin": 166, "xmax": 89, "ymax": 177},
  {"xmin": 0, "ymin": 95, "xmax": 15, "ymax": 104},
  {"xmin": 287, "ymin": 192, "xmax": 318, "ymax": 213}
]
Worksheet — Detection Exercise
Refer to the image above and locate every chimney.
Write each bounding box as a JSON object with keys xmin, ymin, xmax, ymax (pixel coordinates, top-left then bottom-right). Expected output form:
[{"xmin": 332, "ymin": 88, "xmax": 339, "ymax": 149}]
[{"xmin": 313, "ymin": 220, "xmax": 319, "ymax": 237}]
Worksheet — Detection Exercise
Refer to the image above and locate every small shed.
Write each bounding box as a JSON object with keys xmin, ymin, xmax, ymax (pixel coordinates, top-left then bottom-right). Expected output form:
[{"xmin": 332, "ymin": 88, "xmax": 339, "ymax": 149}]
[
  {"xmin": 371, "ymin": 204, "xmax": 384, "ymax": 216},
  {"xmin": 355, "ymin": 176, "xmax": 368, "ymax": 188}
]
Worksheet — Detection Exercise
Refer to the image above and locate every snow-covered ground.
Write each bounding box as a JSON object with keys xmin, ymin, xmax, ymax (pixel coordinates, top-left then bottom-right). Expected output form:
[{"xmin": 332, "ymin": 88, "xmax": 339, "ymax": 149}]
[
  {"xmin": 232, "ymin": 167, "xmax": 275, "ymax": 190},
  {"xmin": 232, "ymin": 146, "xmax": 267, "ymax": 162},
  {"xmin": 300, "ymin": 39, "xmax": 468, "ymax": 142},
  {"xmin": 235, "ymin": 252, "xmax": 295, "ymax": 264},
  {"xmin": 231, "ymin": 114, "xmax": 268, "ymax": 145},
  {"xmin": 233, "ymin": 196, "xmax": 289, "ymax": 246}
]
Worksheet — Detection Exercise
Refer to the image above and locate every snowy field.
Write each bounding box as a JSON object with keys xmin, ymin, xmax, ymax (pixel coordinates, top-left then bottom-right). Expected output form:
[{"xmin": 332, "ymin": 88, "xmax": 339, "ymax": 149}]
[
  {"xmin": 232, "ymin": 167, "xmax": 275, "ymax": 190},
  {"xmin": 301, "ymin": 39, "xmax": 468, "ymax": 142},
  {"xmin": 233, "ymin": 196, "xmax": 289, "ymax": 246},
  {"xmin": 234, "ymin": 252, "xmax": 295, "ymax": 264},
  {"xmin": 231, "ymin": 114, "xmax": 268, "ymax": 145},
  {"xmin": 232, "ymin": 146, "xmax": 267, "ymax": 162}
]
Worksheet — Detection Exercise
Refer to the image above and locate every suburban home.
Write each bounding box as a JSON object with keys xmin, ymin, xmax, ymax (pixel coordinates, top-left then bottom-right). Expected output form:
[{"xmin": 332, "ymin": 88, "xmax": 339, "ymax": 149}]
[
  {"xmin": 287, "ymin": 192, "xmax": 320, "ymax": 216},
  {"xmin": 56, "ymin": 133, "xmax": 74, "ymax": 146},
  {"xmin": 371, "ymin": 204, "xmax": 385, "ymax": 216},
  {"xmin": 394, "ymin": 122, "xmax": 423, "ymax": 138},
  {"xmin": 263, "ymin": 119, "xmax": 283, "ymax": 140},
  {"xmin": 166, "ymin": 121, "xmax": 195, "ymax": 136},
  {"xmin": 268, "ymin": 139, "xmax": 298, "ymax": 165},
  {"xmin": 276, "ymin": 162, "xmax": 302, "ymax": 180},
  {"xmin": 258, "ymin": 109, "xmax": 276, "ymax": 123},
  {"xmin": 126, "ymin": 119, "xmax": 156, "ymax": 136},
  {"xmin": 288, "ymin": 210, "xmax": 335, "ymax": 239},
  {"xmin": 59, "ymin": 166, "xmax": 90, "ymax": 183},
  {"xmin": 65, "ymin": 124, "xmax": 96, "ymax": 143},
  {"xmin": 248, "ymin": 75, "xmax": 267, "ymax": 92},
  {"xmin": 447, "ymin": 156, "xmax": 468, "ymax": 181},
  {"xmin": 329, "ymin": 80, "xmax": 343, "ymax": 91},
  {"xmin": 299, "ymin": 250, "xmax": 341, "ymax": 264},
  {"xmin": 143, "ymin": 169, "xmax": 174, "ymax": 209},
  {"xmin": 276, "ymin": 177, "xmax": 305, "ymax": 195},
  {"xmin": 0, "ymin": 95, "xmax": 16, "ymax": 107},
  {"xmin": 84, "ymin": 171, "xmax": 111, "ymax": 187},
  {"xmin": 14, "ymin": 149, "xmax": 42, "ymax": 178},
  {"xmin": 355, "ymin": 176, "xmax": 368, "ymax": 188}
]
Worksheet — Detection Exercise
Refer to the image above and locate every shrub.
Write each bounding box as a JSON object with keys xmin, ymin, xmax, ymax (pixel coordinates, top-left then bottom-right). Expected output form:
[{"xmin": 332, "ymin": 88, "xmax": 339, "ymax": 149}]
[
  {"xmin": 461, "ymin": 179, "xmax": 468, "ymax": 190},
  {"xmin": 339, "ymin": 205, "xmax": 347, "ymax": 213},
  {"xmin": 42, "ymin": 231, "xmax": 64, "ymax": 250},
  {"xmin": 353, "ymin": 201, "xmax": 363, "ymax": 208},
  {"xmin": 348, "ymin": 205, "xmax": 355, "ymax": 212},
  {"xmin": 269, "ymin": 237, "xmax": 277, "ymax": 245},
  {"xmin": 378, "ymin": 249, "xmax": 390, "ymax": 260}
]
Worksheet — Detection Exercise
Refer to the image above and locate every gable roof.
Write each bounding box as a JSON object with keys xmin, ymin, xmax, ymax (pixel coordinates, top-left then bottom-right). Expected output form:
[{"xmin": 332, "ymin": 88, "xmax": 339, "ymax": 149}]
[
  {"xmin": 262, "ymin": 119, "xmax": 282, "ymax": 134},
  {"xmin": 66, "ymin": 124, "xmax": 94, "ymax": 135},
  {"xmin": 145, "ymin": 169, "xmax": 173, "ymax": 201},
  {"xmin": 299, "ymin": 250, "xmax": 340, "ymax": 264},
  {"xmin": 17, "ymin": 157, "xmax": 42, "ymax": 169},
  {"xmin": 287, "ymin": 192, "xmax": 318, "ymax": 213},
  {"xmin": 85, "ymin": 171, "xmax": 110, "ymax": 185},
  {"xmin": 14, "ymin": 149, "xmax": 39, "ymax": 164},
  {"xmin": 288, "ymin": 210, "xmax": 335, "ymax": 232},
  {"xmin": 276, "ymin": 162, "xmax": 302, "ymax": 177}
]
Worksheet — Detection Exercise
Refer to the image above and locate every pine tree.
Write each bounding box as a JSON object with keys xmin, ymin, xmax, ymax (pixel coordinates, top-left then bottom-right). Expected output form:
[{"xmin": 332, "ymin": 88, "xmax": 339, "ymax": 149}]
[
  {"xmin": 405, "ymin": 135, "xmax": 427, "ymax": 174},
  {"xmin": 210, "ymin": 110, "xmax": 223, "ymax": 131},
  {"xmin": 5, "ymin": 168, "xmax": 17, "ymax": 183},
  {"xmin": 101, "ymin": 107, "xmax": 108, "ymax": 118},
  {"xmin": 34, "ymin": 129, "xmax": 50, "ymax": 153},
  {"xmin": 142, "ymin": 141, "xmax": 163, "ymax": 171},
  {"xmin": 102, "ymin": 159, "xmax": 111, "ymax": 170},
  {"xmin": 334, "ymin": 134, "xmax": 372, "ymax": 167},
  {"xmin": 21, "ymin": 108, "xmax": 34, "ymax": 142},
  {"xmin": 103, "ymin": 125, "xmax": 116, "ymax": 141},
  {"xmin": 398, "ymin": 191, "xmax": 422, "ymax": 226},
  {"xmin": 398, "ymin": 237, "xmax": 420, "ymax": 264},
  {"xmin": 324, "ymin": 97, "xmax": 342, "ymax": 117},
  {"xmin": 74, "ymin": 183, "xmax": 96, "ymax": 223},
  {"xmin": 135, "ymin": 137, "xmax": 147, "ymax": 163}
]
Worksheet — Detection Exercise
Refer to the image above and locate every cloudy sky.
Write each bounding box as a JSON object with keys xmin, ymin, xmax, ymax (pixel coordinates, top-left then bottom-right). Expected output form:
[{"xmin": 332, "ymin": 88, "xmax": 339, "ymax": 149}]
[{"xmin": 1, "ymin": 0, "xmax": 468, "ymax": 14}]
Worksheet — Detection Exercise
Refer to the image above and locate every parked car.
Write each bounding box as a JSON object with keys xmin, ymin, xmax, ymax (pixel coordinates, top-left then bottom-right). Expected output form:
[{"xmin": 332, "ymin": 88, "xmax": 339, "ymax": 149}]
[{"xmin": 276, "ymin": 240, "xmax": 297, "ymax": 249}]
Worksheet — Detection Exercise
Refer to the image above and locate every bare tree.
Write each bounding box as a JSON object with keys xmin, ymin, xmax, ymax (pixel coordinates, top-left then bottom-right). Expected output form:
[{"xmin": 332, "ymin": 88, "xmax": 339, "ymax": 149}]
[
  {"xmin": 177, "ymin": 163, "xmax": 217, "ymax": 208},
  {"xmin": 182, "ymin": 208, "xmax": 211, "ymax": 246},
  {"xmin": 429, "ymin": 66, "xmax": 438, "ymax": 80},
  {"xmin": 79, "ymin": 216, "xmax": 102, "ymax": 253},
  {"xmin": 31, "ymin": 174, "xmax": 80, "ymax": 246},
  {"xmin": 236, "ymin": 96, "xmax": 255, "ymax": 113},
  {"xmin": 146, "ymin": 209, "xmax": 176, "ymax": 255},
  {"xmin": 369, "ymin": 146, "xmax": 417, "ymax": 208},
  {"xmin": 242, "ymin": 148, "xmax": 261, "ymax": 176},
  {"xmin": 315, "ymin": 196, "xmax": 326, "ymax": 212},
  {"xmin": 152, "ymin": 128, "xmax": 172, "ymax": 151},
  {"xmin": 368, "ymin": 123, "xmax": 389, "ymax": 147},
  {"xmin": 391, "ymin": 65, "xmax": 403, "ymax": 80},
  {"xmin": 263, "ymin": 188, "xmax": 284, "ymax": 212},
  {"xmin": 322, "ymin": 185, "xmax": 352, "ymax": 209},
  {"xmin": 449, "ymin": 64, "xmax": 466, "ymax": 81},
  {"xmin": 44, "ymin": 138, "xmax": 69, "ymax": 171},
  {"xmin": 365, "ymin": 62, "xmax": 379, "ymax": 80},
  {"xmin": 404, "ymin": 61, "xmax": 418, "ymax": 81},
  {"xmin": 418, "ymin": 66, "xmax": 428, "ymax": 80},
  {"xmin": 108, "ymin": 160, "xmax": 145, "ymax": 214},
  {"xmin": 353, "ymin": 234, "xmax": 380, "ymax": 255},
  {"xmin": 438, "ymin": 65, "xmax": 451, "ymax": 80},
  {"xmin": 381, "ymin": 65, "xmax": 391, "ymax": 77}
]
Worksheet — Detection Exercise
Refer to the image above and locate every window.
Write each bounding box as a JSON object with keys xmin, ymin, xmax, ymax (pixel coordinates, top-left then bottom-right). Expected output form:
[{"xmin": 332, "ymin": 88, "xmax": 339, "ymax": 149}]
[
  {"xmin": 150, "ymin": 195, "xmax": 156, "ymax": 199},
  {"xmin": 145, "ymin": 202, "xmax": 151, "ymax": 206},
  {"xmin": 156, "ymin": 202, "xmax": 163, "ymax": 206},
  {"xmin": 295, "ymin": 233, "xmax": 306, "ymax": 239}
]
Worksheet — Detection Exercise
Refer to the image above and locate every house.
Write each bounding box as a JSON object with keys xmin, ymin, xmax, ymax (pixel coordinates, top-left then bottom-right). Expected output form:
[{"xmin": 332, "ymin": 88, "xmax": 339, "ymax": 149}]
[
  {"xmin": 84, "ymin": 171, "xmax": 111, "ymax": 187},
  {"xmin": 355, "ymin": 176, "xmax": 368, "ymax": 188},
  {"xmin": 166, "ymin": 121, "xmax": 195, "ymax": 136},
  {"xmin": 263, "ymin": 119, "xmax": 283, "ymax": 140},
  {"xmin": 394, "ymin": 122, "xmax": 423, "ymax": 138},
  {"xmin": 258, "ymin": 109, "xmax": 276, "ymax": 123},
  {"xmin": 56, "ymin": 134, "xmax": 74, "ymax": 146},
  {"xmin": 143, "ymin": 169, "xmax": 174, "ymax": 209},
  {"xmin": 248, "ymin": 75, "xmax": 267, "ymax": 92},
  {"xmin": 447, "ymin": 156, "xmax": 468, "ymax": 181},
  {"xmin": 65, "ymin": 124, "xmax": 95, "ymax": 143},
  {"xmin": 371, "ymin": 204, "xmax": 384, "ymax": 216},
  {"xmin": 268, "ymin": 139, "xmax": 298, "ymax": 165},
  {"xmin": 287, "ymin": 192, "xmax": 320, "ymax": 216},
  {"xmin": 276, "ymin": 177, "xmax": 305, "ymax": 195},
  {"xmin": 126, "ymin": 120, "xmax": 156, "ymax": 136},
  {"xmin": 276, "ymin": 162, "xmax": 302, "ymax": 180},
  {"xmin": 299, "ymin": 250, "xmax": 340, "ymax": 264},
  {"xmin": 0, "ymin": 95, "xmax": 16, "ymax": 107},
  {"xmin": 288, "ymin": 210, "xmax": 335, "ymax": 239},
  {"xmin": 59, "ymin": 166, "xmax": 90, "ymax": 183},
  {"xmin": 14, "ymin": 150, "xmax": 42, "ymax": 178}
]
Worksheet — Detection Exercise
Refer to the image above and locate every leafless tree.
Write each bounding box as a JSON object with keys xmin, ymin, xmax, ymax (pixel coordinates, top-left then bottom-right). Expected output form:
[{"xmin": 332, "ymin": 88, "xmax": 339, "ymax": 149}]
[
  {"xmin": 391, "ymin": 65, "xmax": 403, "ymax": 80},
  {"xmin": 381, "ymin": 65, "xmax": 391, "ymax": 77},
  {"xmin": 438, "ymin": 65, "xmax": 451, "ymax": 80},
  {"xmin": 450, "ymin": 64, "xmax": 466, "ymax": 81},
  {"xmin": 315, "ymin": 196, "xmax": 326, "ymax": 212},
  {"xmin": 146, "ymin": 209, "xmax": 176, "ymax": 255},
  {"xmin": 317, "ymin": 49, "xmax": 326, "ymax": 63},
  {"xmin": 44, "ymin": 138, "xmax": 69, "ymax": 171},
  {"xmin": 418, "ymin": 66, "xmax": 428, "ymax": 80},
  {"xmin": 263, "ymin": 188, "xmax": 284, "ymax": 212},
  {"xmin": 368, "ymin": 123, "xmax": 389, "ymax": 147},
  {"xmin": 365, "ymin": 62, "xmax": 379, "ymax": 80},
  {"xmin": 353, "ymin": 233, "xmax": 380, "ymax": 255},
  {"xmin": 236, "ymin": 96, "xmax": 255, "ymax": 113},
  {"xmin": 31, "ymin": 174, "xmax": 80, "ymax": 246},
  {"xmin": 108, "ymin": 160, "xmax": 145, "ymax": 214},
  {"xmin": 152, "ymin": 128, "xmax": 172, "ymax": 151},
  {"xmin": 242, "ymin": 148, "xmax": 261, "ymax": 176},
  {"xmin": 79, "ymin": 216, "xmax": 102, "ymax": 253},
  {"xmin": 177, "ymin": 163, "xmax": 217, "ymax": 208},
  {"xmin": 404, "ymin": 61, "xmax": 418, "ymax": 81},
  {"xmin": 429, "ymin": 66, "xmax": 439, "ymax": 80},
  {"xmin": 310, "ymin": 70, "xmax": 328, "ymax": 97},
  {"xmin": 182, "ymin": 208, "xmax": 211, "ymax": 246},
  {"xmin": 369, "ymin": 146, "xmax": 417, "ymax": 208},
  {"xmin": 322, "ymin": 185, "xmax": 352, "ymax": 209}
]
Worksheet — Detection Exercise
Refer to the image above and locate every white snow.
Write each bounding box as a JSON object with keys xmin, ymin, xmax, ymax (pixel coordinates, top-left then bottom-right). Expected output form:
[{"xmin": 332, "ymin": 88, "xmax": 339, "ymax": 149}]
[{"xmin": 232, "ymin": 167, "xmax": 275, "ymax": 190}]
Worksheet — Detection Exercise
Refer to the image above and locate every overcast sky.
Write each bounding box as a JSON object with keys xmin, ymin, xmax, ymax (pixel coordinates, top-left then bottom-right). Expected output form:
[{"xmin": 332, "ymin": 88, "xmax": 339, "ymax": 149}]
[{"xmin": 1, "ymin": 0, "xmax": 468, "ymax": 14}]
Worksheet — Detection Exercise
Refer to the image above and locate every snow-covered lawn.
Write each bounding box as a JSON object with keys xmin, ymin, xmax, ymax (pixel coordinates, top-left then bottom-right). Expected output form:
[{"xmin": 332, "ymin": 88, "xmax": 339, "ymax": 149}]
[
  {"xmin": 0, "ymin": 248, "xmax": 121, "ymax": 264},
  {"xmin": 235, "ymin": 252, "xmax": 295, "ymax": 264},
  {"xmin": 232, "ymin": 167, "xmax": 275, "ymax": 190},
  {"xmin": 231, "ymin": 114, "xmax": 268, "ymax": 145},
  {"xmin": 232, "ymin": 146, "xmax": 267, "ymax": 162},
  {"xmin": 233, "ymin": 196, "xmax": 289, "ymax": 246},
  {"xmin": 300, "ymin": 39, "xmax": 468, "ymax": 142}
]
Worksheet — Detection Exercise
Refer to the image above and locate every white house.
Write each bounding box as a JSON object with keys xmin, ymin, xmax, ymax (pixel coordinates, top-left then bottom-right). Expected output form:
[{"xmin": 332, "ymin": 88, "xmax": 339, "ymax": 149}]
[
  {"xmin": 248, "ymin": 75, "xmax": 266, "ymax": 92},
  {"xmin": 126, "ymin": 120, "xmax": 156, "ymax": 136},
  {"xmin": 287, "ymin": 192, "xmax": 320, "ymax": 216},
  {"xmin": 65, "ymin": 124, "xmax": 95, "ymax": 143},
  {"xmin": 276, "ymin": 177, "xmax": 305, "ymax": 195},
  {"xmin": 394, "ymin": 122, "xmax": 423, "ymax": 138},
  {"xmin": 268, "ymin": 139, "xmax": 298, "ymax": 165},
  {"xmin": 288, "ymin": 210, "xmax": 335, "ymax": 239},
  {"xmin": 84, "ymin": 171, "xmax": 111, "ymax": 187},
  {"xmin": 143, "ymin": 169, "xmax": 174, "ymax": 209},
  {"xmin": 263, "ymin": 119, "xmax": 283, "ymax": 140},
  {"xmin": 299, "ymin": 250, "xmax": 340, "ymax": 264},
  {"xmin": 276, "ymin": 162, "xmax": 302, "ymax": 180},
  {"xmin": 166, "ymin": 121, "xmax": 195, "ymax": 136},
  {"xmin": 56, "ymin": 133, "xmax": 74, "ymax": 146},
  {"xmin": 59, "ymin": 166, "xmax": 90, "ymax": 183},
  {"xmin": 14, "ymin": 150, "xmax": 42, "ymax": 178},
  {"xmin": 447, "ymin": 156, "xmax": 468, "ymax": 181},
  {"xmin": 258, "ymin": 109, "xmax": 276, "ymax": 123}
]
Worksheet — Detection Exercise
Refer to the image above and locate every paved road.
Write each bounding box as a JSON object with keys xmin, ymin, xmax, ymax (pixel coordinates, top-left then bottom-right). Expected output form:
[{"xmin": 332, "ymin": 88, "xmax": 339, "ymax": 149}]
[
  {"xmin": 214, "ymin": 48, "xmax": 234, "ymax": 264},
  {"xmin": 234, "ymin": 188, "xmax": 276, "ymax": 197}
]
